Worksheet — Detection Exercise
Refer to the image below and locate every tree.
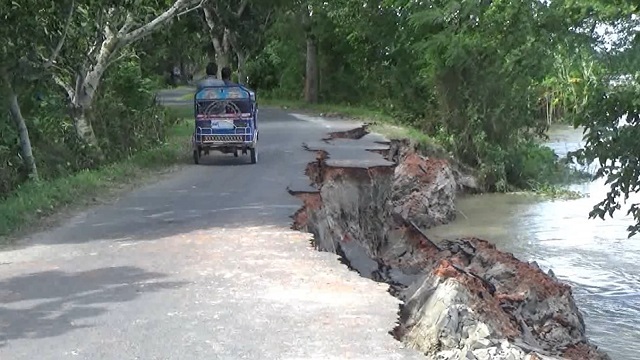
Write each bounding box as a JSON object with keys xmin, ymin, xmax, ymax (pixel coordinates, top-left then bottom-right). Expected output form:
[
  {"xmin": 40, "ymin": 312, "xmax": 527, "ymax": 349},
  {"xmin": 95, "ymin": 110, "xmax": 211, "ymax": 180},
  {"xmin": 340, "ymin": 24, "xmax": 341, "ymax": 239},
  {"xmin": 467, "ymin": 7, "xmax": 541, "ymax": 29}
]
[
  {"xmin": 51, "ymin": 0, "xmax": 202, "ymax": 157},
  {"xmin": 0, "ymin": 0, "xmax": 76, "ymax": 181},
  {"xmin": 300, "ymin": 2, "xmax": 318, "ymax": 103},
  {"xmin": 202, "ymin": 0, "xmax": 249, "ymax": 78},
  {"xmin": 201, "ymin": 0, "xmax": 293, "ymax": 84},
  {"xmin": 136, "ymin": 9, "xmax": 209, "ymax": 85},
  {"xmin": 561, "ymin": 3, "xmax": 640, "ymax": 237}
]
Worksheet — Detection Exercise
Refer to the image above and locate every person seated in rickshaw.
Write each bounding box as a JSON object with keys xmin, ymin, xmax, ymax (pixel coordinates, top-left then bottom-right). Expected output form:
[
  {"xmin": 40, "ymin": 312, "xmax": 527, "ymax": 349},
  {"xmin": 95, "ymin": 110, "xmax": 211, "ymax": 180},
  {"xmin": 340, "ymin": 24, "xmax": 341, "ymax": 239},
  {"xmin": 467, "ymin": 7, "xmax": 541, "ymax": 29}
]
[
  {"xmin": 197, "ymin": 62, "xmax": 225, "ymax": 91},
  {"xmin": 221, "ymin": 67, "xmax": 255, "ymax": 114},
  {"xmin": 221, "ymin": 67, "xmax": 254, "ymax": 97},
  {"xmin": 221, "ymin": 67, "xmax": 237, "ymax": 86},
  {"xmin": 195, "ymin": 62, "xmax": 226, "ymax": 115}
]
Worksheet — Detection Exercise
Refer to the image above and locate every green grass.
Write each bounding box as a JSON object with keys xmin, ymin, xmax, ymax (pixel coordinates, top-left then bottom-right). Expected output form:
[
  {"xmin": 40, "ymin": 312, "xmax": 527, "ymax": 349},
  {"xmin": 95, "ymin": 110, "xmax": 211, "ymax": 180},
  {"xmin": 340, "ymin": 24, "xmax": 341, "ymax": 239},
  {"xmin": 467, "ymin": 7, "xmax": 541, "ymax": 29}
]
[
  {"xmin": 167, "ymin": 104, "xmax": 193, "ymax": 118},
  {"xmin": 0, "ymin": 106, "xmax": 193, "ymax": 241},
  {"xmin": 260, "ymin": 98, "xmax": 392, "ymax": 122},
  {"xmin": 179, "ymin": 92, "xmax": 194, "ymax": 101},
  {"xmin": 260, "ymin": 98, "xmax": 445, "ymax": 153}
]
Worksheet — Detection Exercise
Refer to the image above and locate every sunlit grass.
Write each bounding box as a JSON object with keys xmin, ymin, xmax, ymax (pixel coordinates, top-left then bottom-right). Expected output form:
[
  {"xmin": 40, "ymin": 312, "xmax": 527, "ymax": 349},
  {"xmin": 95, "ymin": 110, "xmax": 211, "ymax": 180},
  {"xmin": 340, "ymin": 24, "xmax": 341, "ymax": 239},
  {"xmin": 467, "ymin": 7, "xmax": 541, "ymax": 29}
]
[
  {"xmin": 261, "ymin": 98, "xmax": 390, "ymax": 121},
  {"xmin": 260, "ymin": 98, "xmax": 444, "ymax": 152}
]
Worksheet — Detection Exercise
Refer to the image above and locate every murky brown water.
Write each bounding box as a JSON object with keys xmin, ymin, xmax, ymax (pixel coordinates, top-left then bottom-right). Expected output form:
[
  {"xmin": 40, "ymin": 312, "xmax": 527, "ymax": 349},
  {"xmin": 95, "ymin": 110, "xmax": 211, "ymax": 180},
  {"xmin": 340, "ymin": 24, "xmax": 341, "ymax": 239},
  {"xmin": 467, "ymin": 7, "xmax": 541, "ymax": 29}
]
[{"xmin": 427, "ymin": 125, "xmax": 640, "ymax": 360}]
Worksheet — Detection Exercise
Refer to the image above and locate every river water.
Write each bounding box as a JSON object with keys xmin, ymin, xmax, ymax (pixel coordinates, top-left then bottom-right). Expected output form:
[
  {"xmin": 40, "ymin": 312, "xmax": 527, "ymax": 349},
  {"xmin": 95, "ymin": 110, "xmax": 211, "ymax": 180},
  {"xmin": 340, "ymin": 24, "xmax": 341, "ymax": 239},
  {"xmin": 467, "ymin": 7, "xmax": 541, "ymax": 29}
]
[{"xmin": 427, "ymin": 125, "xmax": 640, "ymax": 360}]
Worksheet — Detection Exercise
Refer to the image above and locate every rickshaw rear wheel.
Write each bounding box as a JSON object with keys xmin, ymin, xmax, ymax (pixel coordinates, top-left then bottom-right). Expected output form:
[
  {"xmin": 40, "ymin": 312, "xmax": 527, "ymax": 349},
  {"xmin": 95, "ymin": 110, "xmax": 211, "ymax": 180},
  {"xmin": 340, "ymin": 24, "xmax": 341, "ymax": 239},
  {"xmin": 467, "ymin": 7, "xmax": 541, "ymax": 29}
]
[
  {"xmin": 193, "ymin": 149, "xmax": 200, "ymax": 164},
  {"xmin": 250, "ymin": 147, "xmax": 257, "ymax": 164}
]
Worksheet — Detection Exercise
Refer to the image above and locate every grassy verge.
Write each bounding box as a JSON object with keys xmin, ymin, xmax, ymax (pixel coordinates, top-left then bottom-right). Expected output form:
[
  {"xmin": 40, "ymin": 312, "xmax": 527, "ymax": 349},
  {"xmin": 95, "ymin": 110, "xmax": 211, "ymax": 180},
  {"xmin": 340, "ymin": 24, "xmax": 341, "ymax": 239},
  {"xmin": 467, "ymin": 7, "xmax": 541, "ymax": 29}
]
[
  {"xmin": 0, "ymin": 106, "xmax": 193, "ymax": 241},
  {"xmin": 179, "ymin": 92, "xmax": 194, "ymax": 101},
  {"xmin": 262, "ymin": 98, "xmax": 590, "ymax": 200},
  {"xmin": 260, "ymin": 98, "xmax": 441, "ymax": 149}
]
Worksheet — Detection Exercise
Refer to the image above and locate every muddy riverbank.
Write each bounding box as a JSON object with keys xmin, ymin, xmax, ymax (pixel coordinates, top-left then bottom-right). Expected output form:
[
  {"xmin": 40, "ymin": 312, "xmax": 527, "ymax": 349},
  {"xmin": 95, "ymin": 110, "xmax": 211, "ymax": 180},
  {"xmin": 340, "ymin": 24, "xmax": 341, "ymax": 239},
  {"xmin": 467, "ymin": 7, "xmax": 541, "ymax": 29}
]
[
  {"xmin": 428, "ymin": 125, "xmax": 640, "ymax": 360},
  {"xmin": 288, "ymin": 125, "xmax": 610, "ymax": 360}
]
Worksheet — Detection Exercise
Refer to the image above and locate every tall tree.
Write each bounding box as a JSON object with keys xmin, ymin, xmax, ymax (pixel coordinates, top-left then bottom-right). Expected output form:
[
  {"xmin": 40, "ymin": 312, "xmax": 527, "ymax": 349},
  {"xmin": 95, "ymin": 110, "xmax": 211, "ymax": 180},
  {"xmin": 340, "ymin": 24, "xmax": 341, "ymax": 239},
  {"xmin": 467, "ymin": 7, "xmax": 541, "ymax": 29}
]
[
  {"xmin": 561, "ymin": 2, "xmax": 640, "ymax": 237},
  {"xmin": 51, "ymin": 0, "xmax": 202, "ymax": 157},
  {"xmin": 202, "ymin": 0, "xmax": 290, "ymax": 84},
  {"xmin": 301, "ymin": 1, "xmax": 318, "ymax": 103},
  {"xmin": 0, "ymin": 0, "xmax": 75, "ymax": 180},
  {"xmin": 202, "ymin": 0, "xmax": 249, "ymax": 78}
]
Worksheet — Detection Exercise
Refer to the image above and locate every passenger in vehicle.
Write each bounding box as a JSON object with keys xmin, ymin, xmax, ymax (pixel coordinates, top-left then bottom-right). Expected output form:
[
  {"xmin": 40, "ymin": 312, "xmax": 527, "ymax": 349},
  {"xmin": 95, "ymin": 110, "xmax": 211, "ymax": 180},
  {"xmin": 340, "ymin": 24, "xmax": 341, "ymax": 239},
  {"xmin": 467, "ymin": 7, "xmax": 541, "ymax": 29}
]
[
  {"xmin": 197, "ymin": 62, "xmax": 225, "ymax": 91},
  {"xmin": 221, "ymin": 67, "xmax": 237, "ymax": 86},
  {"xmin": 220, "ymin": 66, "xmax": 253, "ymax": 113}
]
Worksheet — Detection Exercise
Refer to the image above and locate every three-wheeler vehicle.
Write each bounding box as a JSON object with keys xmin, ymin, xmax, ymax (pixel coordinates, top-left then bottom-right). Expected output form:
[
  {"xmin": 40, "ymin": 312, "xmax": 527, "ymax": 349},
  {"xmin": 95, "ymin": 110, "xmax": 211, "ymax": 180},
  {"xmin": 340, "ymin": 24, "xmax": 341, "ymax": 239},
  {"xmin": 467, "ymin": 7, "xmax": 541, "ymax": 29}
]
[{"xmin": 192, "ymin": 84, "xmax": 258, "ymax": 164}]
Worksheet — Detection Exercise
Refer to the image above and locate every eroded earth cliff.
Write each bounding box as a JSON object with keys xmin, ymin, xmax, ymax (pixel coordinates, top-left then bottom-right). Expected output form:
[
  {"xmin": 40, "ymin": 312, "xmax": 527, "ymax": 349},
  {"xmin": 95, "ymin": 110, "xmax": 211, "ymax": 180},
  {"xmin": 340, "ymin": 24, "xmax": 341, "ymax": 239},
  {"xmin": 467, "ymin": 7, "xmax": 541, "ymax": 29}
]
[{"xmin": 287, "ymin": 125, "xmax": 610, "ymax": 360}]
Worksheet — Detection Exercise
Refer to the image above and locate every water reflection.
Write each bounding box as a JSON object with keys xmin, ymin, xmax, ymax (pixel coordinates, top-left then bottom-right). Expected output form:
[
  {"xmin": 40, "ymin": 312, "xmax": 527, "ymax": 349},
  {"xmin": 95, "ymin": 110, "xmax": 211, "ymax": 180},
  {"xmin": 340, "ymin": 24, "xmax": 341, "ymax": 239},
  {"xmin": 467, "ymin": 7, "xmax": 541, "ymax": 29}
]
[{"xmin": 427, "ymin": 124, "xmax": 640, "ymax": 360}]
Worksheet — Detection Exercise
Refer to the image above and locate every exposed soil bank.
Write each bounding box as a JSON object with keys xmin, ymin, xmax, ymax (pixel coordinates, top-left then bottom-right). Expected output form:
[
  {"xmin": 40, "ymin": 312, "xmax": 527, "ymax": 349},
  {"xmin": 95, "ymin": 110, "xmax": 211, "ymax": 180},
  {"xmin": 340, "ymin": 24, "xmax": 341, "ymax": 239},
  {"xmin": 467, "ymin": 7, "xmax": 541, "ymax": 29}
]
[{"xmin": 288, "ymin": 125, "xmax": 610, "ymax": 360}]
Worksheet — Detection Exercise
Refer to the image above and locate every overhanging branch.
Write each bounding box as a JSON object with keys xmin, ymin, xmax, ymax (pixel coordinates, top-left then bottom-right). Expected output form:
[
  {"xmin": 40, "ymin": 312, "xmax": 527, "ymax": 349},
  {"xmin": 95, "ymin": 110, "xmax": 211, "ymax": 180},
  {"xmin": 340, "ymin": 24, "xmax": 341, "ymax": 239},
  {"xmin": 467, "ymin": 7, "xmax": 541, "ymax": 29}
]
[
  {"xmin": 43, "ymin": 0, "xmax": 75, "ymax": 69},
  {"xmin": 121, "ymin": 0, "xmax": 203, "ymax": 44},
  {"xmin": 177, "ymin": 0, "xmax": 205, "ymax": 17},
  {"xmin": 118, "ymin": 13, "xmax": 136, "ymax": 37},
  {"xmin": 52, "ymin": 74, "xmax": 75, "ymax": 100},
  {"xmin": 236, "ymin": 0, "xmax": 249, "ymax": 18},
  {"xmin": 105, "ymin": 51, "xmax": 135, "ymax": 70}
]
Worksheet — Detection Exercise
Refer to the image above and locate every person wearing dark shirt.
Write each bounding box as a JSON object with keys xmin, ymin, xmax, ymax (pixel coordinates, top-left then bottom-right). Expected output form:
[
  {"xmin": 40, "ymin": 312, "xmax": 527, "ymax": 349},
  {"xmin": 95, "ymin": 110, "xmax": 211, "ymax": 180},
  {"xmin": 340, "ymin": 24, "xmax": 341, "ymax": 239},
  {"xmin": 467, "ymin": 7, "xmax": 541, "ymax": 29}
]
[
  {"xmin": 221, "ymin": 67, "xmax": 237, "ymax": 85},
  {"xmin": 221, "ymin": 67, "xmax": 256, "ymax": 100},
  {"xmin": 219, "ymin": 67, "xmax": 257, "ymax": 113},
  {"xmin": 197, "ymin": 62, "xmax": 224, "ymax": 90}
]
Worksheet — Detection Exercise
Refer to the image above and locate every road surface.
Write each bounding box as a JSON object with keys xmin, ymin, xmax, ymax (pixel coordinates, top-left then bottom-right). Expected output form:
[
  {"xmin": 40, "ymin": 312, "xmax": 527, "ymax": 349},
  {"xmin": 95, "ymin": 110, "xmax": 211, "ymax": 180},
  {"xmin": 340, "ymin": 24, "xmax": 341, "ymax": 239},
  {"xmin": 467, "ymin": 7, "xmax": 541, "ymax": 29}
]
[{"xmin": 0, "ymin": 90, "xmax": 424, "ymax": 360}]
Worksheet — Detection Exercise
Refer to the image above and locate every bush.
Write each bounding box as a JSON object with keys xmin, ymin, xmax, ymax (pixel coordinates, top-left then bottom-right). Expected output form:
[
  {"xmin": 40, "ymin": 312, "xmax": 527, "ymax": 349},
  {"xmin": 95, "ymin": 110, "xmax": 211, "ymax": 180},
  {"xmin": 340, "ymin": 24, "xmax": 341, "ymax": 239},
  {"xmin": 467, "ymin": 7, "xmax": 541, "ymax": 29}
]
[
  {"xmin": 465, "ymin": 137, "xmax": 583, "ymax": 192},
  {"xmin": 504, "ymin": 141, "xmax": 560, "ymax": 188},
  {"xmin": 93, "ymin": 58, "xmax": 178, "ymax": 162}
]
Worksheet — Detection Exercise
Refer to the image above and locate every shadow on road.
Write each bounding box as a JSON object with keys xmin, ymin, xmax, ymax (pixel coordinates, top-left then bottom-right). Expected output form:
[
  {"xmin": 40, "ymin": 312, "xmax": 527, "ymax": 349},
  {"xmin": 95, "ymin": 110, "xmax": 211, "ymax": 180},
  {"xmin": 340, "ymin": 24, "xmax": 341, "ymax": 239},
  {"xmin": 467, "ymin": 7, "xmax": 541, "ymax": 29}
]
[
  {"xmin": 0, "ymin": 266, "xmax": 188, "ymax": 347},
  {"xmin": 192, "ymin": 153, "xmax": 256, "ymax": 166}
]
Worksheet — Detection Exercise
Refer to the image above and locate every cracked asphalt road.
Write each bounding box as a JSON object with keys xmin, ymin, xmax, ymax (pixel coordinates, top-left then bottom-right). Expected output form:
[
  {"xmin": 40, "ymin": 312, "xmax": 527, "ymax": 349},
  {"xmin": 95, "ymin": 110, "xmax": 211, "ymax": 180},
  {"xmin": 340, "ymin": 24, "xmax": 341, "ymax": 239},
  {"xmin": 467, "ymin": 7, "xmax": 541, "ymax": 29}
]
[{"xmin": 0, "ymin": 89, "xmax": 424, "ymax": 360}]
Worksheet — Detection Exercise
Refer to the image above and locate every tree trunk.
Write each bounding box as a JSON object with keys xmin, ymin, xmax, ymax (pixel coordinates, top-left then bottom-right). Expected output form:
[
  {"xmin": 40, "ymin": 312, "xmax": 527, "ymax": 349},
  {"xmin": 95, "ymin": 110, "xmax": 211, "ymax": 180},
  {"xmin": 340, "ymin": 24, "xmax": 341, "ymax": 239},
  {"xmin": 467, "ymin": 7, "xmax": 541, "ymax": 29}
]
[
  {"xmin": 8, "ymin": 91, "xmax": 39, "ymax": 181},
  {"xmin": 212, "ymin": 30, "xmax": 231, "ymax": 78},
  {"xmin": 236, "ymin": 50, "xmax": 247, "ymax": 85},
  {"xmin": 202, "ymin": 7, "xmax": 237, "ymax": 79},
  {"xmin": 179, "ymin": 60, "xmax": 186, "ymax": 84},
  {"xmin": 53, "ymin": 69, "xmax": 106, "ymax": 161},
  {"xmin": 304, "ymin": 34, "xmax": 319, "ymax": 104},
  {"xmin": 63, "ymin": 66, "xmax": 108, "ymax": 160},
  {"xmin": 71, "ymin": 91, "xmax": 102, "ymax": 156},
  {"xmin": 215, "ymin": 51, "xmax": 230, "ymax": 78},
  {"xmin": 55, "ymin": 30, "xmax": 117, "ymax": 160},
  {"xmin": 1, "ymin": 69, "xmax": 39, "ymax": 181},
  {"xmin": 547, "ymin": 95, "xmax": 553, "ymax": 124}
]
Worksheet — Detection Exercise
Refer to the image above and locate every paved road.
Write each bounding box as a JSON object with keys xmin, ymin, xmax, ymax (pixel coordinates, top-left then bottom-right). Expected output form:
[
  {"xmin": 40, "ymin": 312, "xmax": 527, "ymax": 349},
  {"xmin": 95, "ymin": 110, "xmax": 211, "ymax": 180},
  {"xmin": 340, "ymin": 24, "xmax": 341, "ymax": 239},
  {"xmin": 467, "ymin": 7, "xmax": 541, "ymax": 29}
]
[{"xmin": 0, "ymin": 90, "xmax": 424, "ymax": 359}]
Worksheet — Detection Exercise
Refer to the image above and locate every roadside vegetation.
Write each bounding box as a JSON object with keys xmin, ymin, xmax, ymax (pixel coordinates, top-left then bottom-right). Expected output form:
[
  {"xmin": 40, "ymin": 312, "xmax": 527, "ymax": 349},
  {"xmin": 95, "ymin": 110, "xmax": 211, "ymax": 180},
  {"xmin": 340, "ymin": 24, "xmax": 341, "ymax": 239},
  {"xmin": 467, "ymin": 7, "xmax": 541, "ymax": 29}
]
[
  {"xmin": 0, "ymin": 115, "xmax": 191, "ymax": 239},
  {"xmin": 261, "ymin": 98, "xmax": 590, "ymax": 199},
  {"xmin": 1, "ymin": 0, "xmax": 639, "ymax": 236}
]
